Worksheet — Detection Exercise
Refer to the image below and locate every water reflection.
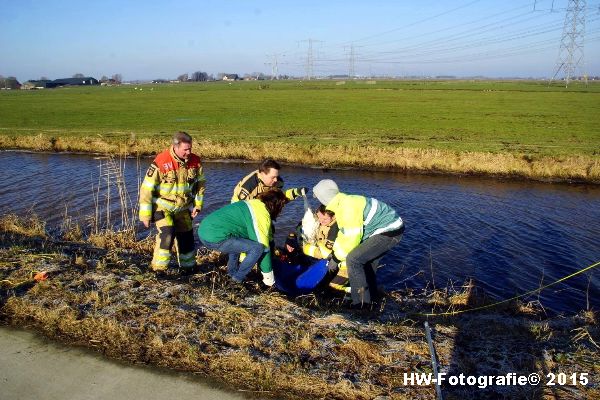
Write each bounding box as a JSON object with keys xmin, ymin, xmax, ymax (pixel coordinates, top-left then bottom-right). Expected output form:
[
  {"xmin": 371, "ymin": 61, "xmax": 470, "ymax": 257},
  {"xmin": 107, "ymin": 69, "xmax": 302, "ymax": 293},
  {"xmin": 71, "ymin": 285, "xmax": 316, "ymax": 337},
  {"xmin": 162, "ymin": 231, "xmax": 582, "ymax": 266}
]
[{"xmin": 1, "ymin": 150, "xmax": 598, "ymax": 314}]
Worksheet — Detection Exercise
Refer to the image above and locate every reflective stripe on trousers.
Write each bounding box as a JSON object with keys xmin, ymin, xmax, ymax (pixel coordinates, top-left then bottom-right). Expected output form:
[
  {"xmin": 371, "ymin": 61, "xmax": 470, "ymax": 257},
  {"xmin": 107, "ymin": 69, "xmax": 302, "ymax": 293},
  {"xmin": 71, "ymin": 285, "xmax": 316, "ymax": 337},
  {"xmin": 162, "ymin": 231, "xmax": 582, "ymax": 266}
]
[{"xmin": 151, "ymin": 210, "xmax": 195, "ymax": 271}]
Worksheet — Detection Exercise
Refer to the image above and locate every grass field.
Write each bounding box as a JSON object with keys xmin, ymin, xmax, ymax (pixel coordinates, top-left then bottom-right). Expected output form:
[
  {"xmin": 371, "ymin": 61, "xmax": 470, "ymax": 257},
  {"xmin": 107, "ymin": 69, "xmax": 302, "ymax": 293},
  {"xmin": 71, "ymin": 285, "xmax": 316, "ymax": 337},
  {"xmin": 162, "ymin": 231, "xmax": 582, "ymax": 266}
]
[{"xmin": 1, "ymin": 80, "xmax": 599, "ymax": 181}]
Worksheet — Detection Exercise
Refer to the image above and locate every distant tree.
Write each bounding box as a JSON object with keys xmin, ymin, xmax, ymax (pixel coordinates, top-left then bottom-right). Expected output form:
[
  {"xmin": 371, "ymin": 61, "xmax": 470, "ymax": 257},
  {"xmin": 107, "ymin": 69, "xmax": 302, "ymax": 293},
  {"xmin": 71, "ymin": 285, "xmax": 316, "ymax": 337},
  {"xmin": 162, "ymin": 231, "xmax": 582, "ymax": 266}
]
[
  {"xmin": 40, "ymin": 76, "xmax": 49, "ymax": 81},
  {"xmin": 191, "ymin": 71, "xmax": 208, "ymax": 82},
  {"xmin": 0, "ymin": 76, "xmax": 21, "ymax": 89},
  {"xmin": 73, "ymin": 73, "xmax": 85, "ymax": 78},
  {"xmin": 177, "ymin": 73, "xmax": 189, "ymax": 82},
  {"xmin": 111, "ymin": 74, "xmax": 122, "ymax": 84},
  {"xmin": 216, "ymin": 73, "xmax": 226, "ymax": 80},
  {"xmin": 100, "ymin": 75, "xmax": 109, "ymax": 83},
  {"xmin": 251, "ymin": 72, "xmax": 266, "ymax": 80}
]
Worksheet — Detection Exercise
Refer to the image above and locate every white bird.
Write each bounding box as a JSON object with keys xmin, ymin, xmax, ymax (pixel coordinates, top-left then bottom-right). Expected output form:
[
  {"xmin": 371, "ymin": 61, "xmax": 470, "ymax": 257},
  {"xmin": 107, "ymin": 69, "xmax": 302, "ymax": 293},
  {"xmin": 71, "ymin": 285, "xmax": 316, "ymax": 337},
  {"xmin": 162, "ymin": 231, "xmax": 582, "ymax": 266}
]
[{"xmin": 300, "ymin": 195, "xmax": 318, "ymax": 244}]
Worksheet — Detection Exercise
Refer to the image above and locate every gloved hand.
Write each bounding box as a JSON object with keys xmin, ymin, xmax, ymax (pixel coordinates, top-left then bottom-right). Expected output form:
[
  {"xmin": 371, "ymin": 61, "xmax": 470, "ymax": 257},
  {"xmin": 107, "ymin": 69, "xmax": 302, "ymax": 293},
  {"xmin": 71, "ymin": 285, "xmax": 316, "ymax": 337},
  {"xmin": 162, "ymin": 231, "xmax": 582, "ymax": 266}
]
[
  {"xmin": 262, "ymin": 271, "xmax": 275, "ymax": 286},
  {"xmin": 326, "ymin": 252, "xmax": 340, "ymax": 273},
  {"xmin": 285, "ymin": 233, "xmax": 299, "ymax": 253},
  {"xmin": 291, "ymin": 187, "xmax": 308, "ymax": 198}
]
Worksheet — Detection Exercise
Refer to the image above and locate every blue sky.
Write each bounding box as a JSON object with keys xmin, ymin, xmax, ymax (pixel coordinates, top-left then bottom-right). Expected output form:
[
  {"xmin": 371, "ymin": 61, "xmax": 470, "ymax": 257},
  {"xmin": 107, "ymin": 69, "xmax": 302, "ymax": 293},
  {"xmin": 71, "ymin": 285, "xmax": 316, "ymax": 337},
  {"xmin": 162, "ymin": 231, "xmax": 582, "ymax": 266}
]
[{"xmin": 1, "ymin": 0, "xmax": 599, "ymax": 81}]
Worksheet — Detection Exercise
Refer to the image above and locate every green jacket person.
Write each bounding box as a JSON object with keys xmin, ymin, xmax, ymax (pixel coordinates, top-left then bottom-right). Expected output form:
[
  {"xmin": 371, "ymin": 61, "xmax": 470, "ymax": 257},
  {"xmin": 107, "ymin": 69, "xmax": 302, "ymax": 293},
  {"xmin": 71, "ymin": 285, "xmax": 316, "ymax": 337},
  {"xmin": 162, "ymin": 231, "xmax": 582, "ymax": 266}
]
[{"xmin": 198, "ymin": 189, "xmax": 288, "ymax": 286}]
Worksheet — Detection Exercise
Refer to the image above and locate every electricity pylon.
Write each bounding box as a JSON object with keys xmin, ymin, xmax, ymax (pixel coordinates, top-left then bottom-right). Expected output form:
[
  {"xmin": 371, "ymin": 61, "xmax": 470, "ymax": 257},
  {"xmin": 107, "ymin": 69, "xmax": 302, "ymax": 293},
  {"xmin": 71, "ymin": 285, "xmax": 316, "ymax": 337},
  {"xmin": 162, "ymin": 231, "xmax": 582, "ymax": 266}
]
[{"xmin": 550, "ymin": 0, "xmax": 587, "ymax": 87}]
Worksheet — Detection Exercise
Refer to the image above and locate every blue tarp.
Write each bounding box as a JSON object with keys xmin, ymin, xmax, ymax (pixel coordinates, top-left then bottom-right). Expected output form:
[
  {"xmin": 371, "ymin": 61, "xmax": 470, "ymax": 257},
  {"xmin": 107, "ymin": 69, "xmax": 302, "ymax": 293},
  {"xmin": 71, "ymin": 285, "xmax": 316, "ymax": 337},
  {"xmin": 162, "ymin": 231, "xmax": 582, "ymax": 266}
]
[{"xmin": 273, "ymin": 258, "xmax": 329, "ymax": 296}]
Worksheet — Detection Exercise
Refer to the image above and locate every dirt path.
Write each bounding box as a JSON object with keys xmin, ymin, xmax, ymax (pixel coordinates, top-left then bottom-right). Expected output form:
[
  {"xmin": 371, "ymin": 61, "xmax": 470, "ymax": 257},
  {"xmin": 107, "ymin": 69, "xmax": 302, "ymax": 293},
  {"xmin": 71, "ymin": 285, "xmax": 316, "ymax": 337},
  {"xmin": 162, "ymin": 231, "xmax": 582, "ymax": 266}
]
[{"xmin": 0, "ymin": 327, "xmax": 250, "ymax": 400}]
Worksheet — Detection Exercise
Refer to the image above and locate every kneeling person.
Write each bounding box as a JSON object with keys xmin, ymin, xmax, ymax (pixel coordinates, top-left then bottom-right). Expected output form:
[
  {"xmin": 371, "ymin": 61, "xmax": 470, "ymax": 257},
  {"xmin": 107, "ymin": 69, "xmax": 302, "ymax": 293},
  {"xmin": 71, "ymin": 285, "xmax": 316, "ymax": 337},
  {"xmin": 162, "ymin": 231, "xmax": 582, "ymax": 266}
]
[
  {"xmin": 300, "ymin": 205, "xmax": 349, "ymax": 292},
  {"xmin": 198, "ymin": 189, "xmax": 288, "ymax": 286}
]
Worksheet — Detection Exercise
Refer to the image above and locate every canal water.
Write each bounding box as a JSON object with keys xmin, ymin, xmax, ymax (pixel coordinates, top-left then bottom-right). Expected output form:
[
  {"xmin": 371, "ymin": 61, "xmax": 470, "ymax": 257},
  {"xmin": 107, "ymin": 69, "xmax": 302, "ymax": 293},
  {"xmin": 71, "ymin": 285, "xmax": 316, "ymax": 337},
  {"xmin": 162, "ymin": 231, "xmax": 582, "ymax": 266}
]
[{"xmin": 1, "ymin": 150, "xmax": 598, "ymax": 314}]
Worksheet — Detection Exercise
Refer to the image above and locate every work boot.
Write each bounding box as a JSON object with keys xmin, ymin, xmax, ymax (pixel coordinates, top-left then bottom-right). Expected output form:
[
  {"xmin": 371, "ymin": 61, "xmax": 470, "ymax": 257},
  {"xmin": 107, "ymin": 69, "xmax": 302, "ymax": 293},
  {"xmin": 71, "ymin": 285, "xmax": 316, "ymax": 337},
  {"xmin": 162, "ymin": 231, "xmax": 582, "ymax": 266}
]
[
  {"xmin": 152, "ymin": 269, "xmax": 170, "ymax": 279},
  {"xmin": 225, "ymin": 279, "xmax": 248, "ymax": 295},
  {"xmin": 179, "ymin": 264, "xmax": 201, "ymax": 276},
  {"xmin": 349, "ymin": 301, "xmax": 382, "ymax": 320}
]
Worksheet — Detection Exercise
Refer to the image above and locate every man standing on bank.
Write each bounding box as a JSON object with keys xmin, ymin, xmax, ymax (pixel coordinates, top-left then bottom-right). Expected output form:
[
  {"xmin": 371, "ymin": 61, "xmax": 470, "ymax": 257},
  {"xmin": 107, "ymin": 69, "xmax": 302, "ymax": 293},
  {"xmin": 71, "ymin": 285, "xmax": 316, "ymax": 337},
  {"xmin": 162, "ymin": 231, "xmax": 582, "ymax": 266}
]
[
  {"xmin": 312, "ymin": 179, "xmax": 404, "ymax": 308},
  {"xmin": 139, "ymin": 131, "xmax": 206, "ymax": 274},
  {"xmin": 231, "ymin": 158, "xmax": 306, "ymax": 202}
]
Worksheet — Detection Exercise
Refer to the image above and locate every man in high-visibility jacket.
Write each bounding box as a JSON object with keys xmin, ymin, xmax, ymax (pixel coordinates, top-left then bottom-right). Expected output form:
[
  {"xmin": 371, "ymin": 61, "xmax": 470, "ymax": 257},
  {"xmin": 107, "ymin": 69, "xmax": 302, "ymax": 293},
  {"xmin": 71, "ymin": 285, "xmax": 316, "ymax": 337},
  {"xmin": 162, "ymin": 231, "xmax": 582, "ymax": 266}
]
[
  {"xmin": 139, "ymin": 131, "xmax": 206, "ymax": 273},
  {"xmin": 312, "ymin": 179, "xmax": 404, "ymax": 308},
  {"xmin": 231, "ymin": 159, "xmax": 306, "ymax": 203}
]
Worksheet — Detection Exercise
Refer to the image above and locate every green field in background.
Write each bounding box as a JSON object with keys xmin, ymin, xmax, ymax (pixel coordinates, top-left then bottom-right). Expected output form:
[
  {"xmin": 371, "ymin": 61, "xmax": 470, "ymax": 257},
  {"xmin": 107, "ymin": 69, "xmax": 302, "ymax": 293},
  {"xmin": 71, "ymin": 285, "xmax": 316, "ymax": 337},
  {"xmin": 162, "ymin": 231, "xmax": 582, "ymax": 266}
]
[{"xmin": 1, "ymin": 79, "xmax": 598, "ymax": 156}]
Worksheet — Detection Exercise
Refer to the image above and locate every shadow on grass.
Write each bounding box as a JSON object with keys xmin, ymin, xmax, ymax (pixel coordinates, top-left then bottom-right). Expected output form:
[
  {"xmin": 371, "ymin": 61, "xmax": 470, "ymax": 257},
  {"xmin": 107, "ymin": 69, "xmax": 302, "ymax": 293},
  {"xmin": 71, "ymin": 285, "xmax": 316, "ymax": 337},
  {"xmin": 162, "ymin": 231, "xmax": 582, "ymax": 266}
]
[{"xmin": 436, "ymin": 286, "xmax": 544, "ymax": 400}]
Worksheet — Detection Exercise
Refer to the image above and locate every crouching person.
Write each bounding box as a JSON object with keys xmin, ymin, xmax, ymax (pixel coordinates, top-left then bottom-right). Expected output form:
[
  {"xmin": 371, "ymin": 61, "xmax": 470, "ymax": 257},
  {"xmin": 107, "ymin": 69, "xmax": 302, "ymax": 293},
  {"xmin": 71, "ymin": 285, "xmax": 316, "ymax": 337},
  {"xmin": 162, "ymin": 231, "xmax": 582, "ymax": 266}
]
[
  {"xmin": 294, "ymin": 205, "xmax": 349, "ymax": 293},
  {"xmin": 312, "ymin": 179, "xmax": 404, "ymax": 308},
  {"xmin": 198, "ymin": 189, "xmax": 288, "ymax": 287}
]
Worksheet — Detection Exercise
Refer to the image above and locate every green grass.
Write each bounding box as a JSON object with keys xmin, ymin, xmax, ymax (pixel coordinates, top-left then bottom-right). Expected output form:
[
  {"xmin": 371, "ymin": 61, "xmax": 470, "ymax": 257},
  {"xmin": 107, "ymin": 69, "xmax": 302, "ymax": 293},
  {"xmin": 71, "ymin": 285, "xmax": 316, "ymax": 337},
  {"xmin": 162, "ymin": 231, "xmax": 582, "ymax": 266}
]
[{"xmin": 1, "ymin": 79, "xmax": 599, "ymax": 157}]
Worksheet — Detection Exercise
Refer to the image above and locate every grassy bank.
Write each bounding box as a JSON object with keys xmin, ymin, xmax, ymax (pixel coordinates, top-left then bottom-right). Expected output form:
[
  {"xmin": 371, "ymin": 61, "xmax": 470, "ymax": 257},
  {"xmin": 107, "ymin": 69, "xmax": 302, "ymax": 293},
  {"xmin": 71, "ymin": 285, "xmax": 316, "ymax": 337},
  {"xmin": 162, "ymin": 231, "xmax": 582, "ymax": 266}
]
[
  {"xmin": 1, "ymin": 80, "xmax": 599, "ymax": 182},
  {"xmin": 1, "ymin": 214, "xmax": 598, "ymax": 399}
]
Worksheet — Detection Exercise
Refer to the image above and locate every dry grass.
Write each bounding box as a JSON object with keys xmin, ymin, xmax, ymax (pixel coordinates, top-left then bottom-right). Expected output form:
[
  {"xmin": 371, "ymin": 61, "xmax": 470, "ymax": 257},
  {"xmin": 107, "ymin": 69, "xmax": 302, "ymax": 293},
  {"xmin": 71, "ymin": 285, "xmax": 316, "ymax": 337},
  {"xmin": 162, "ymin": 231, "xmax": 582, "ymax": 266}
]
[
  {"xmin": 1, "ymin": 134, "xmax": 599, "ymax": 183},
  {"xmin": 88, "ymin": 229, "xmax": 153, "ymax": 253},
  {"xmin": 1, "ymin": 215, "xmax": 598, "ymax": 399},
  {"xmin": 0, "ymin": 213, "xmax": 46, "ymax": 238}
]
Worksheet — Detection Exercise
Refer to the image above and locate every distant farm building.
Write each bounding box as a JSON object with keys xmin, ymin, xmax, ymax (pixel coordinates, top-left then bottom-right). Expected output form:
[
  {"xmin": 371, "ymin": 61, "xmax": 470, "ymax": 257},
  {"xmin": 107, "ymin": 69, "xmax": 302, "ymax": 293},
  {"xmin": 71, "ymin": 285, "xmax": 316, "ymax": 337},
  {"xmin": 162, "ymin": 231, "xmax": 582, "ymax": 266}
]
[
  {"xmin": 51, "ymin": 77, "xmax": 99, "ymax": 87},
  {"xmin": 222, "ymin": 74, "xmax": 239, "ymax": 81},
  {"xmin": 22, "ymin": 80, "xmax": 52, "ymax": 89},
  {"xmin": 22, "ymin": 77, "xmax": 99, "ymax": 89}
]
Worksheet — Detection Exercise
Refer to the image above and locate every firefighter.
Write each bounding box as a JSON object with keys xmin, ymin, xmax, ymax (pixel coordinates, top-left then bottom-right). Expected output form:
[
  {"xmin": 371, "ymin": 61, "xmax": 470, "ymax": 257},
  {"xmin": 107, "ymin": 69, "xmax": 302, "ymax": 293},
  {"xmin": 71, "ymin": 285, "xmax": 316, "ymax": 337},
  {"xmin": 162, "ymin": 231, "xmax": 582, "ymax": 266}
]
[
  {"xmin": 299, "ymin": 205, "xmax": 349, "ymax": 292},
  {"xmin": 139, "ymin": 131, "xmax": 206, "ymax": 274},
  {"xmin": 231, "ymin": 158, "xmax": 306, "ymax": 203},
  {"xmin": 312, "ymin": 179, "xmax": 404, "ymax": 308}
]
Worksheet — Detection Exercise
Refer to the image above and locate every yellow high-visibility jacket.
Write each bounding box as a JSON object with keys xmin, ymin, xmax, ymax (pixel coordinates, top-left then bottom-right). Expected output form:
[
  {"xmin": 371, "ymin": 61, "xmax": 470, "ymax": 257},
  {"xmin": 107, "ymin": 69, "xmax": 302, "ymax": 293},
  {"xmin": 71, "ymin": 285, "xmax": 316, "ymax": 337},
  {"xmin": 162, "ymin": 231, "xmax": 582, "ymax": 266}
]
[
  {"xmin": 325, "ymin": 192, "xmax": 403, "ymax": 261},
  {"xmin": 325, "ymin": 193, "xmax": 367, "ymax": 261},
  {"xmin": 139, "ymin": 147, "xmax": 206, "ymax": 222},
  {"xmin": 231, "ymin": 170, "xmax": 300, "ymax": 203},
  {"xmin": 302, "ymin": 220, "xmax": 338, "ymax": 260}
]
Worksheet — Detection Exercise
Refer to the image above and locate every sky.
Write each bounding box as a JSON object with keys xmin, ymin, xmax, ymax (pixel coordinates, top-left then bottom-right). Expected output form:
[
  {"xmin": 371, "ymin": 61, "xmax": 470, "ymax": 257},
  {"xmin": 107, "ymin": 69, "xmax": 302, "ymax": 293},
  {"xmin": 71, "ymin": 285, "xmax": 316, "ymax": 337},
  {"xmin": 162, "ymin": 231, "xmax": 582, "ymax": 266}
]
[{"xmin": 1, "ymin": 0, "xmax": 599, "ymax": 81}]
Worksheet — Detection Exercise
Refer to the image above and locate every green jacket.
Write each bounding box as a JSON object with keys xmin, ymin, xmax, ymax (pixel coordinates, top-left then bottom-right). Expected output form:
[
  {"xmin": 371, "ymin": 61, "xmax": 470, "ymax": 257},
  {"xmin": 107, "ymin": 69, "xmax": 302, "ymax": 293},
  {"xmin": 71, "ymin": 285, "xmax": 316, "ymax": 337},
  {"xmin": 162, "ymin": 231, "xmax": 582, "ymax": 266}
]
[{"xmin": 197, "ymin": 199, "xmax": 273, "ymax": 272}]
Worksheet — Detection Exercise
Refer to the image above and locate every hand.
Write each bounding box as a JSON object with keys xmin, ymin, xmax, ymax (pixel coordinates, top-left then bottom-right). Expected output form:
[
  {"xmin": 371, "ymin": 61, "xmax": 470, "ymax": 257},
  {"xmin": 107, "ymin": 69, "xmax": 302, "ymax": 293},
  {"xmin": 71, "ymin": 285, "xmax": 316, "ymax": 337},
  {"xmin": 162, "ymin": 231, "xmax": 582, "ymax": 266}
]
[
  {"xmin": 327, "ymin": 258, "xmax": 339, "ymax": 273},
  {"xmin": 262, "ymin": 271, "xmax": 275, "ymax": 286},
  {"xmin": 327, "ymin": 252, "xmax": 340, "ymax": 273},
  {"xmin": 291, "ymin": 187, "xmax": 308, "ymax": 198},
  {"xmin": 142, "ymin": 220, "xmax": 150, "ymax": 228},
  {"xmin": 191, "ymin": 207, "xmax": 201, "ymax": 218}
]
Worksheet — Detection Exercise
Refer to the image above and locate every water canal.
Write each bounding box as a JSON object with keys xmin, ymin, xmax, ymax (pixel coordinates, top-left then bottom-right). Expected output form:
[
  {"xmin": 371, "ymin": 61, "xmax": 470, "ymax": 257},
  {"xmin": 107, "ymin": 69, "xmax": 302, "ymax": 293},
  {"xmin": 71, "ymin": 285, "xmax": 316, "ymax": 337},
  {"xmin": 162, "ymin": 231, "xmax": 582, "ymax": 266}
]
[{"xmin": 1, "ymin": 150, "xmax": 598, "ymax": 314}]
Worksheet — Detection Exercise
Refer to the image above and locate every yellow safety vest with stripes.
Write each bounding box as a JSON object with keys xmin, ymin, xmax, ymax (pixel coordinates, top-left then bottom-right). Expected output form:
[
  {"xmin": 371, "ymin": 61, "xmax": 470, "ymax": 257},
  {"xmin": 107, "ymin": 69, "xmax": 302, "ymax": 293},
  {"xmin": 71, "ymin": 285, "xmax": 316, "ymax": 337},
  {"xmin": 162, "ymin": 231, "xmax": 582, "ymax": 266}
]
[
  {"xmin": 231, "ymin": 170, "xmax": 300, "ymax": 203},
  {"xmin": 301, "ymin": 220, "xmax": 349, "ymax": 292},
  {"xmin": 139, "ymin": 147, "xmax": 206, "ymax": 221},
  {"xmin": 302, "ymin": 221, "xmax": 337, "ymax": 260},
  {"xmin": 325, "ymin": 192, "xmax": 366, "ymax": 261}
]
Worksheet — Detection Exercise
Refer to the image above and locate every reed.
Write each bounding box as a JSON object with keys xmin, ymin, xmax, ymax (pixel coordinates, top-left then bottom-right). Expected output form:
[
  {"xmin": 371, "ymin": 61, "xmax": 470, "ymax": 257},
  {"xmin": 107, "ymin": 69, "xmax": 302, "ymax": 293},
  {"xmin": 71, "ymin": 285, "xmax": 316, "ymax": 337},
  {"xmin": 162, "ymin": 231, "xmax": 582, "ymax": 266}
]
[{"xmin": 1, "ymin": 134, "xmax": 599, "ymax": 182}]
